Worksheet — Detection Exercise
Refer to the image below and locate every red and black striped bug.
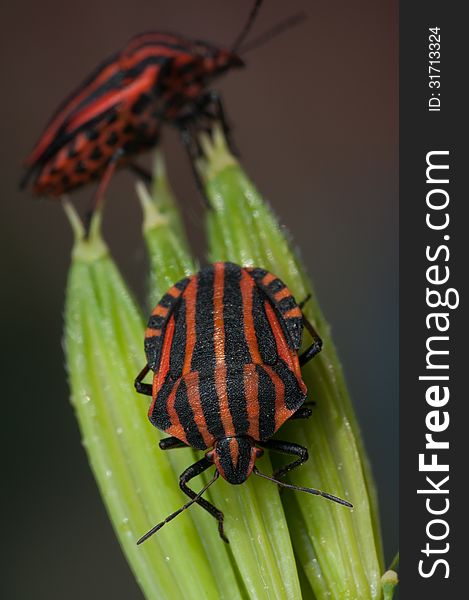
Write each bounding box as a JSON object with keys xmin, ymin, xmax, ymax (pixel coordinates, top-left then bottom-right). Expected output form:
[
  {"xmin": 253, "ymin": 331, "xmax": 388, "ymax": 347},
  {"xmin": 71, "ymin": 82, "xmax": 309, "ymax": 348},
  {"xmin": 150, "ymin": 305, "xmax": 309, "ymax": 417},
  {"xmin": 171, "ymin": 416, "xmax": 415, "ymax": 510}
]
[
  {"xmin": 20, "ymin": 1, "xmax": 267, "ymax": 223},
  {"xmin": 135, "ymin": 262, "xmax": 352, "ymax": 543}
]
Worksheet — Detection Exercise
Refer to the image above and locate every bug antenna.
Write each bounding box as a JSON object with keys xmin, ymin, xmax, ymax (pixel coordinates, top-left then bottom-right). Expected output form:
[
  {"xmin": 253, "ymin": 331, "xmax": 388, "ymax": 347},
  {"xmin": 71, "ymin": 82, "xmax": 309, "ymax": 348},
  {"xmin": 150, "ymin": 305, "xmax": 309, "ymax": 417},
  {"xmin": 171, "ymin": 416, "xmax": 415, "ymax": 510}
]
[
  {"xmin": 231, "ymin": 0, "xmax": 264, "ymax": 53},
  {"xmin": 136, "ymin": 470, "xmax": 220, "ymax": 545},
  {"xmin": 253, "ymin": 467, "xmax": 353, "ymax": 508},
  {"xmin": 238, "ymin": 12, "xmax": 307, "ymax": 56}
]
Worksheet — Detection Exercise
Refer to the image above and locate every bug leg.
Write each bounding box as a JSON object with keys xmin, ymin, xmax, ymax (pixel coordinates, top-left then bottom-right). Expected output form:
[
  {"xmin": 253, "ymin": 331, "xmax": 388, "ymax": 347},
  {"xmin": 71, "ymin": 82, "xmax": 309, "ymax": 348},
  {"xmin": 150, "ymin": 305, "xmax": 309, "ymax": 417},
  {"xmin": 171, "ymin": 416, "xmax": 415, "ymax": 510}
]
[
  {"xmin": 199, "ymin": 91, "xmax": 239, "ymax": 157},
  {"xmin": 134, "ymin": 365, "xmax": 152, "ymax": 396},
  {"xmin": 298, "ymin": 293, "xmax": 312, "ymax": 309},
  {"xmin": 299, "ymin": 315, "xmax": 323, "ymax": 366},
  {"xmin": 179, "ymin": 126, "xmax": 212, "ymax": 208},
  {"xmin": 84, "ymin": 150, "xmax": 123, "ymax": 237},
  {"xmin": 159, "ymin": 436, "xmax": 187, "ymax": 450},
  {"xmin": 258, "ymin": 439, "xmax": 309, "ymax": 480},
  {"xmin": 288, "ymin": 406, "xmax": 313, "ymax": 420},
  {"xmin": 179, "ymin": 457, "xmax": 228, "ymax": 543}
]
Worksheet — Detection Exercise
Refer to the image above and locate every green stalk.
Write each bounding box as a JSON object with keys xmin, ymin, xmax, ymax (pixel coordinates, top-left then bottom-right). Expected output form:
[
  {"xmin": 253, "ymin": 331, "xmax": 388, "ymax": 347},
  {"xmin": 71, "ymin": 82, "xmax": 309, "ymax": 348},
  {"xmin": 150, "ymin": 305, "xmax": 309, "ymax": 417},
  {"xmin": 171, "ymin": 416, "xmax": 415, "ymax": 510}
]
[{"xmin": 197, "ymin": 127, "xmax": 387, "ymax": 599}]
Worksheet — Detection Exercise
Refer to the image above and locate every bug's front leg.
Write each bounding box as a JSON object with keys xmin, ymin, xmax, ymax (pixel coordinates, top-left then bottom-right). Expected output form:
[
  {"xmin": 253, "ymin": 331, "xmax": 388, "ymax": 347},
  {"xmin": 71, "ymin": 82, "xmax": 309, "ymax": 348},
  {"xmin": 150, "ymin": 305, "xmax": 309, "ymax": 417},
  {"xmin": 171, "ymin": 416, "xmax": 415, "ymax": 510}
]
[
  {"xmin": 258, "ymin": 439, "xmax": 309, "ymax": 480},
  {"xmin": 288, "ymin": 405, "xmax": 313, "ymax": 420},
  {"xmin": 178, "ymin": 125, "xmax": 212, "ymax": 207},
  {"xmin": 299, "ymin": 315, "xmax": 323, "ymax": 366},
  {"xmin": 197, "ymin": 90, "xmax": 239, "ymax": 157},
  {"xmin": 179, "ymin": 457, "xmax": 228, "ymax": 543}
]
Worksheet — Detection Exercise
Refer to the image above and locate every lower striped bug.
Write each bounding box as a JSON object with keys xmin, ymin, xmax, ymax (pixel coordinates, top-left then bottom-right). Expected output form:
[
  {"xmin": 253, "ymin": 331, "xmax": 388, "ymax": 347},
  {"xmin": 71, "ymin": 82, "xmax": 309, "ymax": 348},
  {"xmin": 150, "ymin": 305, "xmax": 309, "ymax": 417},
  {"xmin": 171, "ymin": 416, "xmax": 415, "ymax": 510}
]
[{"xmin": 135, "ymin": 262, "xmax": 352, "ymax": 543}]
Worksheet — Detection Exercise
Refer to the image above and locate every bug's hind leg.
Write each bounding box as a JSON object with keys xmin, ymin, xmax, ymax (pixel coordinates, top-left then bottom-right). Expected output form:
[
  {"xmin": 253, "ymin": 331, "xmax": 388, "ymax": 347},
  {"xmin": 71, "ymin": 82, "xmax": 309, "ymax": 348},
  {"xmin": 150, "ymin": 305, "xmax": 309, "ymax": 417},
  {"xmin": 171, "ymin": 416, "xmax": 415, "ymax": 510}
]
[
  {"xmin": 159, "ymin": 436, "xmax": 187, "ymax": 450},
  {"xmin": 134, "ymin": 365, "xmax": 152, "ymax": 396},
  {"xmin": 258, "ymin": 439, "xmax": 309, "ymax": 480},
  {"xmin": 84, "ymin": 150, "xmax": 123, "ymax": 237},
  {"xmin": 179, "ymin": 457, "xmax": 228, "ymax": 543}
]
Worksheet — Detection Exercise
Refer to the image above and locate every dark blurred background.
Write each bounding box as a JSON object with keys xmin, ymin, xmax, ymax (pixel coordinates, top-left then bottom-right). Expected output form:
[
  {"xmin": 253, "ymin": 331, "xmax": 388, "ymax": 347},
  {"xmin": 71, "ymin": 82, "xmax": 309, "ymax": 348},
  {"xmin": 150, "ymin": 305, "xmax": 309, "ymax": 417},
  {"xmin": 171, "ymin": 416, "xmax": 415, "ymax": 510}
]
[{"xmin": 1, "ymin": 1, "xmax": 397, "ymax": 597}]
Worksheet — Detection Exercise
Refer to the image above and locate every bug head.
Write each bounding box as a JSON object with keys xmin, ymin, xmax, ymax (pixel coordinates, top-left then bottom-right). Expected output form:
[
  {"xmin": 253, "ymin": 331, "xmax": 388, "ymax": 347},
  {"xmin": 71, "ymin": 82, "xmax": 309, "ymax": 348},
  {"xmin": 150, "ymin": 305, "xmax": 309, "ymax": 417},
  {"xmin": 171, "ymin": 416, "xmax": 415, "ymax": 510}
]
[
  {"xmin": 189, "ymin": 42, "xmax": 244, "ymax": 80},
  {"xmin": 207, "ymin": 437, "xmax": 263, "ymax": 484}
]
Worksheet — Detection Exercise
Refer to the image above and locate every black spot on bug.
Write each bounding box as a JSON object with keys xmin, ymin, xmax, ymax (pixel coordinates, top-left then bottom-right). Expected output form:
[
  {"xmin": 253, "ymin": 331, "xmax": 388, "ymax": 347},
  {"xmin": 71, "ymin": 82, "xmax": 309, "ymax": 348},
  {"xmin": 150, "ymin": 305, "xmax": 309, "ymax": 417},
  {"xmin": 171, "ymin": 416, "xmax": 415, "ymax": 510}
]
[
  {"xmin": 249, "ymin": 268, "xmax": 268, "ymax": 281},
  {"xmin": 68, "ymin": 147, "xmax": 78, "ymax": 159},
  {"xmin": 268, "ymin": 279, "xmax": 284, "ymax": 293},
  {"xmin": 175, "ymin": 277, "xmax": 190, "ymax": 291},
  {"xmin": 86, "ymin": 128, "xmax": 99, "ymax": 141},
  {"xmin": 132, "ymin": 93, "xmax": 152, "ymax": 115},
  {"xmin": 89, "ymin": 147, "xmax": 103, "ymax": 161},
  {"xmin": 137, "ymin": 121, "xmax": 150, "ymax": 134},
  {"xmin": 107, "ymin": 112, "xmax": 118, "ymax": 124},
  {"xmin": 178, "ymin": 61, "xmax": 197, "ymax": 76},
  {"xmin": 75, "ymin": 161, "xmax": 86, "ymax": 174},
  {"xmin": 123, "ymin": 140, "xmax": 141, "ymax": 154},
  {"xmin": 123, "ymin": 124, "xmax": 134, "ymax": 135},
  {"xmin": 106, "ymin": 131, "xmax": 119, "ymax": 147},
  {"xmin": 278, "ymin": 296, "xmax": 297, "ymax": 312},
  {"xmin": 147, "ymin": 315, "xmax": 165, "ymax": 329},
  {"xmin": 159, "ymin": 294, "xmax": 174, "ymax": 308},
  {"xmin": 61, "ymin": 175, "xmax": 70, "ymax": 187}
]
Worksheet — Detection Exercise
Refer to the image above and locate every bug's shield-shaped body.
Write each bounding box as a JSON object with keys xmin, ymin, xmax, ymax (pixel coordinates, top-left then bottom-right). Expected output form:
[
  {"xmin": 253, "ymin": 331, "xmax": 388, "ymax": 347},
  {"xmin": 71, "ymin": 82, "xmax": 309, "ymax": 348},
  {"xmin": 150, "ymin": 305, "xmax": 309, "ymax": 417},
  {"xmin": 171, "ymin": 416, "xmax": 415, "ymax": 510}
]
[
  {"xmin": 22, "ymin": 33, "xmax": 243, "ymax": 197},
  {"xmin": 144, "ymin": 262, "xmax": 307, "ymax": 452}
]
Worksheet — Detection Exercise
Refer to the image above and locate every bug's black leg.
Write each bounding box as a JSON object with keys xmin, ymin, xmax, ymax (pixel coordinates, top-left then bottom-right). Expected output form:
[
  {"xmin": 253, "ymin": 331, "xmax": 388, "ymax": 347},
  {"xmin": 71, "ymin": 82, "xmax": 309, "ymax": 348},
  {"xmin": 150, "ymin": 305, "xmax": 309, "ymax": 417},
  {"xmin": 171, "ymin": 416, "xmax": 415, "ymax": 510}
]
[
  {"xmin": 288, "ymin": 406, "xmax": 313, "ymax": 420},
  {"xmin": 298, "ymin": 293, "xmax": 312, "ymax": 310},
  {"xmin": 178, "ymin": 125, "xmax": 212, "ymax": 208},
  {"xmin": 134, "ymin": 365, "xmax": 152, "ymax": 396},
  {"xmin": 299, "ymin": 315, "xmax": 323, "ymax": 366},
  {"xmin": 179, "ymin": 457, "xmax": 228, "ymax": 543},
  {"xmin": 85, "ymin": 149, "xmax": 123, "ymax": 237},
  {"xmin": 159, "ymin": 436, "xmax": 187, "ymax": 450},
  {"xmin": 200, "ymin": 90, "xmax": 239, "ymax": 157},
  {"xmin": 128, "ymin": 161, "xmax": 153, "ymax": 184},
  {"xmin": 258, "ymin": 439, "xmax": 309, "ymax": 480}
]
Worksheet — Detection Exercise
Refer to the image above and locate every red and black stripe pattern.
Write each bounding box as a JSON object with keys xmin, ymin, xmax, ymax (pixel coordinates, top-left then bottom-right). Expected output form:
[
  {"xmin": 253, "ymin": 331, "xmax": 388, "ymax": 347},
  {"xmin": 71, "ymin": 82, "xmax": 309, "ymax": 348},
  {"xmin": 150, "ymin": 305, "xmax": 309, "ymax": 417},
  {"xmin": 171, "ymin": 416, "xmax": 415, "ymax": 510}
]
[
  {"xmin": 22, "ymin": 32, "xmax": 243, "ymax": 196},
  {"xmin": 145, "ymin": 262, "xmax": 307, "ymax": 450}
]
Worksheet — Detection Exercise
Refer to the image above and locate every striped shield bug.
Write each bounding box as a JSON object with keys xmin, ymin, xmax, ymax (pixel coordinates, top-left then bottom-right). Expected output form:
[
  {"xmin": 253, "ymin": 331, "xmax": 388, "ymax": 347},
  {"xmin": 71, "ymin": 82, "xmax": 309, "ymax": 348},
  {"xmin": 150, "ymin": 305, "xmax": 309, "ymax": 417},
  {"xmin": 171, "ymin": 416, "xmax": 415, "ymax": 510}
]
[
  {"xmin": 20, "ymin": 2, "xmax": 268, "ymax": 223},
  {"xmin": 135, "ymin": 262, "xmax": 352, "ymax": 543}
]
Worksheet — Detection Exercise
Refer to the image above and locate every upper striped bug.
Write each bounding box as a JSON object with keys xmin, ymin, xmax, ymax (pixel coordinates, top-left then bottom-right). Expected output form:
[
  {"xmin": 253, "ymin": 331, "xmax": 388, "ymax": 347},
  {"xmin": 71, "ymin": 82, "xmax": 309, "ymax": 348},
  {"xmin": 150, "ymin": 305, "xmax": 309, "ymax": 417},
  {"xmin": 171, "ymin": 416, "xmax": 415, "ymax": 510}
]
[
  {"xmin": 20, "ymin": 1, "xmax": 294, "ymax": 224},
  {"xmin": 135, "ymin": 262, "xmax": 352, "ymax": 543}
]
